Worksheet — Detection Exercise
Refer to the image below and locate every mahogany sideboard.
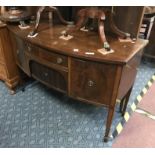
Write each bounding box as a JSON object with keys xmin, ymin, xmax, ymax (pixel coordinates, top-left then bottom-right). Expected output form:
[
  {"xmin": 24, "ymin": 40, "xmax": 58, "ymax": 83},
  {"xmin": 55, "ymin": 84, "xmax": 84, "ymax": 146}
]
[
  {"xmin": 0, "ymin": 22, "xmax": 20, "ymax": 93},
  {"xmin": 8, "ymin": 23, "xmax": 148, "ymax": 142}
]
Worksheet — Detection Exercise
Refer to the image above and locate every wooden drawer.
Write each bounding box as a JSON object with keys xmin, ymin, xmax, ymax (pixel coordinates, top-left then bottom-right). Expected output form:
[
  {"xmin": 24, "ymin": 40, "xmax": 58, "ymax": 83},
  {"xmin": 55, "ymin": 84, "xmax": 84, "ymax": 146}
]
[
  {"xmin": 30, "ymin": 61, "xmax": 68, "ymax": 93},
  {"xmin": 70, "ymin": 58, "xmax": 117, "ymax": 106},
  {"xmin": 0, "ymin": 64, "xmax": 7, "ymax": 80},
  {"xmin": 26, "ymin": 42, "xmax": 68, "ymax": 67}
]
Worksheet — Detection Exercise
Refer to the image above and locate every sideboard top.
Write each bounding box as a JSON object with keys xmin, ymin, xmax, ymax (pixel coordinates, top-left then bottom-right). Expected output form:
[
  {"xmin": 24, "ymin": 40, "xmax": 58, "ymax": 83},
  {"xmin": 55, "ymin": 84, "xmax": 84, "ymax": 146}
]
[{"xmin": 8, "ymin": 23, "xmax": 148, "ymax": 65}]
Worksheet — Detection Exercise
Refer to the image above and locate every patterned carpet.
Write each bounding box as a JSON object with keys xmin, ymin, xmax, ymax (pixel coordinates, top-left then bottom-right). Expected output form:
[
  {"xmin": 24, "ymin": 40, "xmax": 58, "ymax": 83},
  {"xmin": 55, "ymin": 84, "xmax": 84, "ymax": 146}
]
[{"xmin": 0, "ymin": 60, "xmax": 155, "ymax": 148}]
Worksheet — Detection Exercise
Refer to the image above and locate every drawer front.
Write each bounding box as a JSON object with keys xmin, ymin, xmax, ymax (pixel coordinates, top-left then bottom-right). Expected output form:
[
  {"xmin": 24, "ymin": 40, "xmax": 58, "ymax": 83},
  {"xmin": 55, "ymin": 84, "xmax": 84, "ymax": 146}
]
[
  {"xmin": 0, "ymin": 64, "xmax": 7, "ymax": 80},
  {"xmin": 26, "ymin": 42, "xmax": 68, "ymax": 67},
  {"xmin": 30, "ymin": 61, "xmax": 68, "ymax": 93},
  {"xmin": 70, "ymin": 59, "xmax": 117, "ymax": 106}
]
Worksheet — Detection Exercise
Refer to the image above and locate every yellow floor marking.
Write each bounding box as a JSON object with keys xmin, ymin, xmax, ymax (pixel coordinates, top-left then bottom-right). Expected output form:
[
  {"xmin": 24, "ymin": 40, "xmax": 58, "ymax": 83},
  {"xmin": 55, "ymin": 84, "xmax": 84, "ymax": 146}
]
[
  {"xmin": 152, "ymin": 75, "xmax": 155, "ymax": 80},
  {"xmin": 142, "ymin": 87, "xmax": 148, "ymax": 94},
  {"xmin": 124, "ymin": 112, "xmax": 130, "ymax": 122},
  {"xmin": 137, "ymin": 95, "xmax": 142, "ymax": 102},
  {"xmin": 131, "ymin": 103, "xmax": 136, "ymax": 111},
  {"xmin": 116, "ymin": 123, "xmax": 123, "ymax": 134},
  {"xmin": 148, "ymin": 81, "xmax": 152, "ymax": 87}
]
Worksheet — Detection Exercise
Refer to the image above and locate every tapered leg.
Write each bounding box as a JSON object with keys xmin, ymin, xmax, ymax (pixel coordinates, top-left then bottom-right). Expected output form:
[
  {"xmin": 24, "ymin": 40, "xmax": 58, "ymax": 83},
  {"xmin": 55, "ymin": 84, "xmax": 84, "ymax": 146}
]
[
  {"xmin": 121, "ymin": 87, "xmax": 133, "ymax": 116},
  {"xmin": 103, "ymin": 107, "xmax": 115, "ymax": 142},
  {"xmin": 119, "ymin": 96, "xmax": 126, "ymax": 113}
]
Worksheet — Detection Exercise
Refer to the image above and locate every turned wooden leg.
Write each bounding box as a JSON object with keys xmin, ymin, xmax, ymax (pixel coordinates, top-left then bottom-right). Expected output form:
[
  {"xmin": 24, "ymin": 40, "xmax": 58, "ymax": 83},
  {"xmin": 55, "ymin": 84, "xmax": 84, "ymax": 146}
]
[
  {"xmin": 119, "ymin": 87, "xmax": 133, "ymax": 116},
  {"xmin": 103, "ymin": 107, "xmax": 115, "ymax": 142}
]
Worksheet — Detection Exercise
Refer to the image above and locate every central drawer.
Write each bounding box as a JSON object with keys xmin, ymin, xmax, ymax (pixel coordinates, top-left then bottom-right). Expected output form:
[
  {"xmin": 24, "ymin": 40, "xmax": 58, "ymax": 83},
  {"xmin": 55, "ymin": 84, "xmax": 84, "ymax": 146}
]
[
  {"xmin": 26, "ymin": 42, "xmax": 68, "ymax": 68},
  {"xmin": 30, "ymin": 61, "xmax": 68, "ymax": 93}
]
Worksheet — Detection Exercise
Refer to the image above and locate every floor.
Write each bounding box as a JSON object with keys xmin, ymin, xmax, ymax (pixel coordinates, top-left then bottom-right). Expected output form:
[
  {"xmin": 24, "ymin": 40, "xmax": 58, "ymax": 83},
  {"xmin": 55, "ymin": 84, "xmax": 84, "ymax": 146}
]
[
  {"xmin": 113, "ymin": 79, "xmax": 155, "ymax": 147},
  {"xmin": 0, "ymin": 60, "xmax": 155, "ymax": 148}
]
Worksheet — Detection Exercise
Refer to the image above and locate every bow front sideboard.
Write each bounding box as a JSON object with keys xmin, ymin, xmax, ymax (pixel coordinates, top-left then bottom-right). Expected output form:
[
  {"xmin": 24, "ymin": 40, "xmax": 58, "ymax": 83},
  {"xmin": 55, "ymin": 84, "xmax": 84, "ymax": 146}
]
[{"xmin": 8, "ymin": 23, "xmax": 148, "ymax": 142}]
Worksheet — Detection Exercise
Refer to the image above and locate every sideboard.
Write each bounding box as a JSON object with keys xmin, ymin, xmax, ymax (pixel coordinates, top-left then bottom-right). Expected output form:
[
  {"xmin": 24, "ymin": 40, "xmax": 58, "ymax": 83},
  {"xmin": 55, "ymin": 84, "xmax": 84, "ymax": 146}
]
[{"xmin": 8, "ymin": 23, "xmax": 148, "ymax": 142}]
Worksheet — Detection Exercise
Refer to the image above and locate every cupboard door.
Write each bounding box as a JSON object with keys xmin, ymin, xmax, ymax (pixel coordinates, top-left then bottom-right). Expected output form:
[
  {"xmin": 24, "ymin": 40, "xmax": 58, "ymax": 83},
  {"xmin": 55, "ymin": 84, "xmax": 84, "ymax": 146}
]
[{"xmin": 70, "ymin": 58, "xmax": 117, "ymax": 106}]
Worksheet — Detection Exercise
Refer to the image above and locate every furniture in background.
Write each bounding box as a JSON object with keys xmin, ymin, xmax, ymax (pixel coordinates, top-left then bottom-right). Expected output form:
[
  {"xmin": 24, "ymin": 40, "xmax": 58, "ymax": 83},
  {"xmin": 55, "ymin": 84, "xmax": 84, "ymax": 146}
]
[
  {"xmin": 0, "ymin": 6, "xmax": 30, "ymax": 23},
  {"xmin": 140, "ymin": 14, "xmax": 155, "ymax": 39},
  {"xmin": 143, "ymin": 21, "xmax": 155, "ymax": 61},
  {"xmin": 71, "ymin": 6, "xmax": 144, "ymax": 39},
  {"xmin": 0, "ymin": 22, "xmax": 20, "ymax": 94},
  {"xmin": 141, "ymin": 7, "xmax": 155, "ymax": 61}
]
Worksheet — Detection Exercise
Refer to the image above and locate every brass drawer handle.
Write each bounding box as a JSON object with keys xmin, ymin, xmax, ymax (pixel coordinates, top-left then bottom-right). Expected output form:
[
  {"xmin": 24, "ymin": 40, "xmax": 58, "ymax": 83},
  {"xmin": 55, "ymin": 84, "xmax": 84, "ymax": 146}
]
[
  {"xmin": 57, "ymin": 57, "xmax": 63, "ymax": 64},
  {"xmin": 88, "ymin": 80, "xmax": 94, "ymax": 87}
]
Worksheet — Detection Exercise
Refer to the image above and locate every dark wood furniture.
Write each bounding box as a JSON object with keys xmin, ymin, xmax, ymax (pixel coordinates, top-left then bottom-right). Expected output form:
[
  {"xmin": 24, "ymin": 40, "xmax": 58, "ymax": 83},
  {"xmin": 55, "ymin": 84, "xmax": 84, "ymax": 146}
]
[
  {"xmin": 139, "ymin": 7, "xmax": 155, "ymax": 40},
  {"xmin": 8, "ymin": 23, "xmax": 148, "ymax": 142},
  {"xmin": 143, "ymin": 21, "xmax": 155, "ymax": 61},
  {"xmin": 141, "ymin": 7, "xmax": 155, "ymax": 61},
  {"xmin": 71, "ymin": 6, "xmax": 145, "ymax": 39},
  {"xmin": 140, "ymin": 15, "xmax": 155, "ymax": 39},
  {"xmin": 0, "ymin": 22, "xmax": 20, "ymax": 93},
  {"xmin": 113, "ymin": 6, "xmax": 145, "ymax": 39}
]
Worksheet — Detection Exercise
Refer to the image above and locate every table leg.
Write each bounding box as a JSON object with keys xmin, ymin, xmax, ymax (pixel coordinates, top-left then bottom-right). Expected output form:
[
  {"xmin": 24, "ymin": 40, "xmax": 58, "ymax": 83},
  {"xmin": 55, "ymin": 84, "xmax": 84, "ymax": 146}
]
[
  {"xmin": 119, "ymin": 96, "xmax": 126, "ymax": 113},
  {"xmin": 121, "ymin": 87, "xmax": 133, "ymax": 116},
  {"xmin": 119, "ymin": 87, "xmax": 133, "ymax": 117},
  {"xmin": 103, "ymin": 107, "xmax": 115, "ymax": 142}
]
